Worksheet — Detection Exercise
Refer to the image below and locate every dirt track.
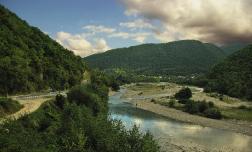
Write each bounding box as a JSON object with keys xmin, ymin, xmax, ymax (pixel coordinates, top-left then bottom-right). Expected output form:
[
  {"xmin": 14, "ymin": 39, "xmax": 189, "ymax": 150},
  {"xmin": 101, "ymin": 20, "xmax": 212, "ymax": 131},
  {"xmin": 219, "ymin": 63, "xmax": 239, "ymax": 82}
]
[{"xmin": 0, "ymin": 97, "xmax": 52, "ymax": 123}]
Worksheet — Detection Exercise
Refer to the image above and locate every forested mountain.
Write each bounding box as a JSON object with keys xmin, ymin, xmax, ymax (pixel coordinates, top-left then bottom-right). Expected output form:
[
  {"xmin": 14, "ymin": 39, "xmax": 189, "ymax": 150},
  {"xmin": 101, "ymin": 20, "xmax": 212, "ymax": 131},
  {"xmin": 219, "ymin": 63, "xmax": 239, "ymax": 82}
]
[
  {"xmin": 221, "ymin": 43, "xmax": 248, "ymax": 55},
  {"xmin": 0, "ymin": 5, "xmax": 85, "ymax": 95},
  {"xmin": 205, "ymin": 45, "xmax": 252, "ymax": 100},
  {"xmin": 84, "ymin": 40, "xmax": 226, "ymax": 76}
]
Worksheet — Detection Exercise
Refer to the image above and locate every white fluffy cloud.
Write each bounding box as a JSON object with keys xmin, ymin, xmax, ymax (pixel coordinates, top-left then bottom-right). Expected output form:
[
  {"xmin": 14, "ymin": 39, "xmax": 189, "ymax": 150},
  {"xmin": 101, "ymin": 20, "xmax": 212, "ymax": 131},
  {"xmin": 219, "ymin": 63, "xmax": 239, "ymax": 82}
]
[
  {"xmin": 56, "ymin": 31, "xmax": 110, "ymax": 57},
  {"xmin": 82, "ymin": 25, "xmax": 116, "ymax": 34},
  {"xmin": 82, "ymin": 24, "xmax": 150, "ymax": 43},
  {"xmin": 119, "ymin": 19, "xmax": 153, "ymax": 30},
  {"xmin": 108, "ymin": 32, "xmax": 150, "ymax": 43},
  {"xmin": 121, "ymin": 0, "xmax": 252, "ymax": 44}
]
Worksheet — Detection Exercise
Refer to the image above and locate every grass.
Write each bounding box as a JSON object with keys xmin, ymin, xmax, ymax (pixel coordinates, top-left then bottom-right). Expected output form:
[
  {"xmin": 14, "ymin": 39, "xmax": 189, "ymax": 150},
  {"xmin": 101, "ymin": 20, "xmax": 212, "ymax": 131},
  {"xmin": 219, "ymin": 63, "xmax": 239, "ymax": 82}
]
[
  {"xmin": 221, "ymin": 107, "xmax": 252, "ymax": 121},
  {"xmin": 207, "ymin": 93, "xmax": 238, "ymax": 104},
  {"xmin": 131, "ymin": 83, "xmax": 157, "ymax": 91},
  {"xmin": 0, "ymin": 97, "xmax": 23, "ymax": 118}
]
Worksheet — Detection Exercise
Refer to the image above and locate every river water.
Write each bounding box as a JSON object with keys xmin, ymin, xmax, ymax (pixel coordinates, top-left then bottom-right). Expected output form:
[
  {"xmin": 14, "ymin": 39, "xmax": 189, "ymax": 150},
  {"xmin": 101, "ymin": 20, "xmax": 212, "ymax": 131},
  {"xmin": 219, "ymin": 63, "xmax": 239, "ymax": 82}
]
[{"xmin": 109, "ymin": 89, "xmax": 252, "ymax": 152}]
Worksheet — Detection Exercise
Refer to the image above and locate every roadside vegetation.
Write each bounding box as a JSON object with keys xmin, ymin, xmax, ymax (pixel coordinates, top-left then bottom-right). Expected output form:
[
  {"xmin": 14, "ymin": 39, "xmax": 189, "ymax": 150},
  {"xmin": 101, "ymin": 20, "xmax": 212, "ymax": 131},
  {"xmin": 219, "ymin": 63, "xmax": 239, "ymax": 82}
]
[
  {"xmin": 0, "ymin": 97, "xmax": 23, "ymax": 118},
  {"xmin": 0, "ymin": 71, "xmax": 160, "ymax": 152}
]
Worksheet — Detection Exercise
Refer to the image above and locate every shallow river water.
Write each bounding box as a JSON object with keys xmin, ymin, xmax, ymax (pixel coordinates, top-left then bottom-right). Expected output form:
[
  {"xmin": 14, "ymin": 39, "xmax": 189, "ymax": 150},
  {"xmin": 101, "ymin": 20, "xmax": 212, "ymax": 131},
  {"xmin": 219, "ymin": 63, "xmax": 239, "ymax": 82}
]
[{"xmin": 109, "ymin": 89, "xmax": 252, "ymax": 152}]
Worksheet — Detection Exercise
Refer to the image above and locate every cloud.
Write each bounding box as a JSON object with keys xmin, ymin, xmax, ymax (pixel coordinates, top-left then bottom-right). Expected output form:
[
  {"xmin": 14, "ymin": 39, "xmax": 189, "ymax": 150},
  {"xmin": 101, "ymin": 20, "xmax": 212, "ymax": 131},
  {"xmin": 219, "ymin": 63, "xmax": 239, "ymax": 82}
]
[
  {"xmin": 55, "ymin": 31, "xmax": 110, "ymax": 57},
  {"xmin": 108, "ymin": 31, "xmax": 150, "ymax": 43},
  {"xmin": 94, "ymin": 38, "xmax": 111, "ymax": 51},
  {"xmin": 119, "ymin": 19, "xmax": 153, "ymax": 30},
  {"xmin": 109, "ymin": 32, "xmax": 130, "ymax": 39},
  {"xmin": 121, "ymin": 0, "xmax": 252, "ymax": 44},
  {"xmin": 82, "ymin": 25, "xmax": 116, "ymax": 34}
]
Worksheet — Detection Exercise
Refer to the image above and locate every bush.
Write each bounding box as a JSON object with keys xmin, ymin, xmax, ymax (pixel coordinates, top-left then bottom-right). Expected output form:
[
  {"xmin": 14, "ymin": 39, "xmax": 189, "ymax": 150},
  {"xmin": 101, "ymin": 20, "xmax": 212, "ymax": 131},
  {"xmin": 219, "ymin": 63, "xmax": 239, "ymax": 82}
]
[
  {"xmin": 0, "ymin": 97, "xmax": 23, "ymax": 117},
  {"xmin": 150, "ymin": 99, "xmax": 156, "ymax": 103},
  {"xmin": 55, "ymin": 94, "xmax": 67, "ymax": 109},
  {"xmin": 204, "ymin": 108, "xmax": 222, "ymax": 119},
  {"xmin": 175, "ymin": 87, "xmax": 192, "ymax": 100},
  {"xmin": 238, "ymin": 105, "xmax": 247, "ymax": 109},
  {"xmin": 208, "ymin": 101, "xmax": 214, "ymax": 108},
  {"xmin": 178, "ymin": 99, "xmax": 189, "ymax": 104},
  {"xmin": 183, "ymin": 100, "xmax": 222, "ymax": 119},
  {"xmin": 168, "ymin": 100, "xmax": 175, "ymax": 107},
  {"xmin": 198, "ymin": 101, "xmax": 209, "ymax": 113},
  {"xmin": 111, "ymin": 80, "xmax": 120, "ymax": 91},
  {"xmin": 184, "ymin": 100, "xmax": 199, "ymax": 114}
]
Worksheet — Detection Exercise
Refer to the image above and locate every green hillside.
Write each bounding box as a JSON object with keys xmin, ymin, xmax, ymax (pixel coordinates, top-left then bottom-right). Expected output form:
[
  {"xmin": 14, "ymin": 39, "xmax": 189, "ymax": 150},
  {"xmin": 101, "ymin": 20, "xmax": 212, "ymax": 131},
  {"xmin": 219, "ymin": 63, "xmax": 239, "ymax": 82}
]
[
  {"xmin": 84, "ymin": 40, "xmax": 226, "ymax": 76},
  {"xmin": 206, "ymin": 45, "xmax": 252, "ymax": 100},
  {"xmin": 0, "ymin": 5, "xmax": 85, "ymax": 95},
  {"xmin": 221, "ymin": 43, "xmax": 248, "ymax": 55}
]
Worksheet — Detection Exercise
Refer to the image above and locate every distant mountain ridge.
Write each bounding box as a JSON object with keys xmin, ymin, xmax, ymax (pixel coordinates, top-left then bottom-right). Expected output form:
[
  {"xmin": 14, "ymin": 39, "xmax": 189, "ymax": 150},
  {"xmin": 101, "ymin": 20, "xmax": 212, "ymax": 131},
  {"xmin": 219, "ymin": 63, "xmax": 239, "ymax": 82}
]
[
  {"xmin": 84, "ymin": 40, "xmax": 226, "ymax": 76},
  {"xmin": 221, "ymin": 43, "xmax": 248, "ymax": 55},
  {"xmin": 0, "ymin": 5, "xmax": 85, "ymax": 95}
]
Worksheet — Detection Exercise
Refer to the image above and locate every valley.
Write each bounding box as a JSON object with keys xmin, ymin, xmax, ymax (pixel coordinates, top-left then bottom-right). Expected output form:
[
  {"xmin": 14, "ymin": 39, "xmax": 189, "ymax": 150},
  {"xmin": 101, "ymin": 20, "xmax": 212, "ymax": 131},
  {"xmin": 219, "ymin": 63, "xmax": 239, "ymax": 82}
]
[{"xmin": 1, "ymin": 2, "xmax": 252, "ymax": 152}]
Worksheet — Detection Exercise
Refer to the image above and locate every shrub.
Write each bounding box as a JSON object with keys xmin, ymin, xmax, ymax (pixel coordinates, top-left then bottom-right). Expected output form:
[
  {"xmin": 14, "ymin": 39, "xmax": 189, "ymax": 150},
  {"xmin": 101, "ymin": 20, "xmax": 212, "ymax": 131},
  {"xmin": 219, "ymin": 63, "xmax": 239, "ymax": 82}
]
[
  {"xmin": 175, "ymin": 87, "xmax": 192, "ymax": 100},
  {"xmin": 0, "ymin": 97, "xmax": 23, "ymax": 117},
  {"xmin": 178, "ymin": 99, "xmax": 189, "ymax": 104},
  {"xmin": 150, "ymin": 99, "xmax": 156, "ymax": 103},
  {"xmin": 111, "ymin": 80, "xmax": 120, "ymax": 91},
  {"xmin": 184, "ymin": 100, "xmax": 199, "ymax": 114},
  {"xmin": 219, "ymin": 94, "xmax": 224, "ymax": 101},
  {"xmin": 198, "ymin": 101, "xmax": 209, "ymax": 113},
  {"xmin": 55, "ymin": 94, "xmax": 67, "ymax": 109},
  {"xmin": 208, "ymin": 101, "xmax": 214, "ymax": 108},
  {"xmin": 168, "ymin": 100, "xmax": 175, "ymax": 107},
  {"xmin": 204, "ymin": 108, "xmax": 222, "ymax": 119},
  {"xmin": 237, "ymin": 105, "xmax": 252, "ymax": 111},
  {"xmin": 183, "ymin": 100, "xmax": 222, "ymax": 119}
]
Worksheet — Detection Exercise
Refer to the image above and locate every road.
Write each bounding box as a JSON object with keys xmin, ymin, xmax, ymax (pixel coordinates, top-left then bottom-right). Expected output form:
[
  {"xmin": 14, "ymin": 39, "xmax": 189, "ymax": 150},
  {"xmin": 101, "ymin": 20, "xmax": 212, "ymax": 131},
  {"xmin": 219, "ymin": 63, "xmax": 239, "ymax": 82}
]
[{"xmin": 0, "ymin": 91, "xmax": 67, "ymax": 124}]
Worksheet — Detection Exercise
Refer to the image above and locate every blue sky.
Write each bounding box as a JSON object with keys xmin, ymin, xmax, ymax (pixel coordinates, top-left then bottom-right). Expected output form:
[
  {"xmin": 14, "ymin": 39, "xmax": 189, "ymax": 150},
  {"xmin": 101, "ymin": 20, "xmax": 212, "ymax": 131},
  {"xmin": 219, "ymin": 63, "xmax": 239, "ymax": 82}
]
[
  {"xmin": 0, "ymin": 0, "xmax": 159, "ymax": 56},
  {"xmin": 1, "ymin": 0, "xmax": 251, "ymax": 56}
]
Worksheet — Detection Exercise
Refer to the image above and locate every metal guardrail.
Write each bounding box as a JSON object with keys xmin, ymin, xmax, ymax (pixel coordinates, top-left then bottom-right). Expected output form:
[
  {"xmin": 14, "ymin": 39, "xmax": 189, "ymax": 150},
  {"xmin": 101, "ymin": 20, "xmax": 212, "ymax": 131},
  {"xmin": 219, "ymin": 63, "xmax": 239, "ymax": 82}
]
[{"xmin": 11, "ymin": 91, "xmax": 67, "ymax": 100}]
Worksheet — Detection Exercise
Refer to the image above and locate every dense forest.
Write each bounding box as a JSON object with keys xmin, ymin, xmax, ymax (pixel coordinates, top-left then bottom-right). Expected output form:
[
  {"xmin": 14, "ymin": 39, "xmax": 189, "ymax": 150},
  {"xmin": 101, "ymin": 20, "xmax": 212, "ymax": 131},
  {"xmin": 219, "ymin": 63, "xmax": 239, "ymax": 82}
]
[
  {"xmin": 84, "ymin": 40, "xmax": 226, "ymax": 76},
  {"xmin": 0, "ymin": 5, "xmax": 85, "ymax": 95},
  {"xmin": 0, "ymin": 71, "xmax": 160, "ymax": 152},
  {"xmin": 205, "ymin": 45, "xmax": 252, "ymax": 100}
]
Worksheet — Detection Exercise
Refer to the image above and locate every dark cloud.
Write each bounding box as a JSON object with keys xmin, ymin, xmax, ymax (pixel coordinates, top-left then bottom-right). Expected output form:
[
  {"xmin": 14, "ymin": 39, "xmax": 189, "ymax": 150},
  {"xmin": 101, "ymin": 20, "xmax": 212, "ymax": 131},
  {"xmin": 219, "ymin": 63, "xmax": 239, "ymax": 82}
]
[{"xmin": 121, "ymin": 0, "xmax": 252, "ymax": 44}]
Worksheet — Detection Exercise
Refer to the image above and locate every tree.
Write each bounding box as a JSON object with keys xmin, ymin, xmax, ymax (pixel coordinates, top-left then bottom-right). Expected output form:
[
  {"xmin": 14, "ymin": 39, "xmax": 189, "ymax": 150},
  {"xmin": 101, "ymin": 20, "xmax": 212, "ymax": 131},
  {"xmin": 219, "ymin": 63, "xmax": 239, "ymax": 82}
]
[{"xmin": 175, "ymin": 87, "xmax": 192, "ymax": 100}]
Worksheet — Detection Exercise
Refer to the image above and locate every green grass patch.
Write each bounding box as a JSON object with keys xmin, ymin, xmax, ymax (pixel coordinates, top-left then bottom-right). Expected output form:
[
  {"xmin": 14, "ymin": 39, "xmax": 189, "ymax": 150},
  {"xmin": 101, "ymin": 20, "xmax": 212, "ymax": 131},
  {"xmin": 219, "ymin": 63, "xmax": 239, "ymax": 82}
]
[
  {"xmin": 208, "ymin": 93, "xmax": 238, "ymax": 104},
  {"xmin": 131, "ymin": 83, "xmax": 157, "ymax": 91},
  {"xmin": 221, "ymin": 107, "xmax": 252, "ymax": 121}
]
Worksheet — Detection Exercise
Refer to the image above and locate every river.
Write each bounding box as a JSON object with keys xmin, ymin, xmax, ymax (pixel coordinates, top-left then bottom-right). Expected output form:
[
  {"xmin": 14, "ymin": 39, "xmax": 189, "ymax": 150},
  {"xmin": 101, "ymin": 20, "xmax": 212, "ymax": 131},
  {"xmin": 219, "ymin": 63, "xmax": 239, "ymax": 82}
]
[{"xmin": 109, "ymin": 89, "xmax": 252, "ymax": 152}]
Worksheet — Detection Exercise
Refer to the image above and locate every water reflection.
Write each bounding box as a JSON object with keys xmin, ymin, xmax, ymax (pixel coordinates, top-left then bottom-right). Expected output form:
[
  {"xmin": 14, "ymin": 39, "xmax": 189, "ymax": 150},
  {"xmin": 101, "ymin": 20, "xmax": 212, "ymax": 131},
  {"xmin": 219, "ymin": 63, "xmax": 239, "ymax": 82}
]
[{"xmin": 109, "ymin": 90, "xmax": 252, "ymax": 151}]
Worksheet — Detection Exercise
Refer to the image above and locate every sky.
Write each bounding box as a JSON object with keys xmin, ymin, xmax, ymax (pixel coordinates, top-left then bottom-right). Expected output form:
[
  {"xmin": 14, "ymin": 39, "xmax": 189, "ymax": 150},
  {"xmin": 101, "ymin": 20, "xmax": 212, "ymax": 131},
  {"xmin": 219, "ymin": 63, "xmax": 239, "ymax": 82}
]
[{"xmin": 0, "ymin": 0, "xmax": 251, "ymax": 57}]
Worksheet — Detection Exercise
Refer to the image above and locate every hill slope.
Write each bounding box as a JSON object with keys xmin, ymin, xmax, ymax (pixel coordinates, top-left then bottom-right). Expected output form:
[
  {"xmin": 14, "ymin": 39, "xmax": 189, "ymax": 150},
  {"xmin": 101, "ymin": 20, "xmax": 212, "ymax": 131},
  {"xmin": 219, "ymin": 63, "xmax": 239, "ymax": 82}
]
[
  {"xmin": 221, "ymin": 43, "xmax": 248, "ymax": 55},
  {"xmin": 0, "ymin": 5, "xmax": 85, "ymax": 95},
  {"xmin": 84, "ymin": 40, "xmax": 225, "ymax": 76},
  {"xmin": 206, "ymin": 45, "xmax": 252, "ymax": 100}
]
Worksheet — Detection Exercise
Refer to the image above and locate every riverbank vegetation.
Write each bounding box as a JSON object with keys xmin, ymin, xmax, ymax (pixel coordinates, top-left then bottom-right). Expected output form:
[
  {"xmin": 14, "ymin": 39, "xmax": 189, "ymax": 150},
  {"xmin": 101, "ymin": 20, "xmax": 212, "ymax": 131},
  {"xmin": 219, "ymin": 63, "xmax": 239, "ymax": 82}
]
[
  {"xmin": 0, "ymin": 72, "xmax": 160, "ymax": 152},
  {"xmin": 167, "ymin": 88, "xmax": 222, "ymax": 119},
  {"xmin": 221, "ymin": 106, "xmax": 252, "ymax": 121},
  {"xmin": 0, "ymin": 98, "xmax": 23, "ymax": 118}
]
